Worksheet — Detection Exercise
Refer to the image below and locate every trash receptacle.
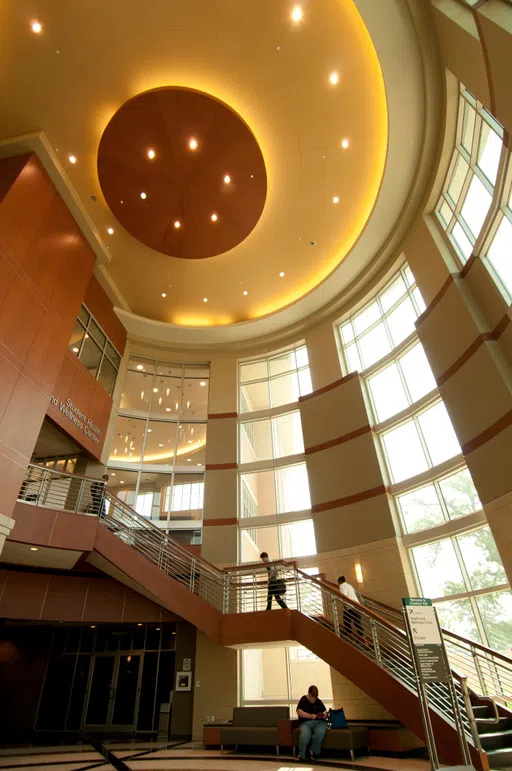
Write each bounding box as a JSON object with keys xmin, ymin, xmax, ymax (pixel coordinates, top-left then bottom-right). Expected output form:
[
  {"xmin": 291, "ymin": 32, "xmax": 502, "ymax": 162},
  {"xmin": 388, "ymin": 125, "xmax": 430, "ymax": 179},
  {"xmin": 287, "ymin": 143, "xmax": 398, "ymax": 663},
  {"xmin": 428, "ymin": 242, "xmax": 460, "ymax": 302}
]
[{"xmin": 158, "ymin": 703, "xmax": 171, "ymax": 740}]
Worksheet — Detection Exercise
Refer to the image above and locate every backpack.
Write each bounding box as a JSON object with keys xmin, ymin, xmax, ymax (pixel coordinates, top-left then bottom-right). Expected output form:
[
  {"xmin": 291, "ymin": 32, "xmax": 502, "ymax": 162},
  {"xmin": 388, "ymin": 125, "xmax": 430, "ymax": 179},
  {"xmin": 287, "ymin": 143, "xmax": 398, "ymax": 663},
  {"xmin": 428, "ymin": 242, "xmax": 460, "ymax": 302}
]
[{"xmin": 329, "ymin": 708, "xmax": 348, "ymax": 729}]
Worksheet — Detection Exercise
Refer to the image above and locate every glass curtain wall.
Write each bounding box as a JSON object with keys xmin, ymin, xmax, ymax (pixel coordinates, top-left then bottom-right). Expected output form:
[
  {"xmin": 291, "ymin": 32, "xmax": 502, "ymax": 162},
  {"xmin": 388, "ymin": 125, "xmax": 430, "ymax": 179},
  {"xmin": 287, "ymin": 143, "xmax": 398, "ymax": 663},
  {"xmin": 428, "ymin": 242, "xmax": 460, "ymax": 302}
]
[
  {"xmin": 338, "ymin": 265, "xmax": 511, "ymax": 654},
  {"xmin": 107, "ymin": 356, "xmax": 209, "ymax": 541},
  {"xmin": 238, "ymin": 345, "xmax": 315, "ymax": 563},
  {"xmin": 436, "ymin": 85, "xmax": 512, "ymax": 303},
  {"xmin": 68, "ymin": 305, "xmax": 122, "ymax": 395}
]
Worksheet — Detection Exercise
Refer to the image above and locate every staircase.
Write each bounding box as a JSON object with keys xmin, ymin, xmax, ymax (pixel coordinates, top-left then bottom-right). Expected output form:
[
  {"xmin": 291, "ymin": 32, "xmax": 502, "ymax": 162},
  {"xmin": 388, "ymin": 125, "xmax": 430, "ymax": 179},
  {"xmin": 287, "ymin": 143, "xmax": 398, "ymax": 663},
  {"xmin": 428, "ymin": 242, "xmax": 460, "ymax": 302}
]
[{"xmin": 15, "ymin": 464, "xmax": 512, "ymax": 768}]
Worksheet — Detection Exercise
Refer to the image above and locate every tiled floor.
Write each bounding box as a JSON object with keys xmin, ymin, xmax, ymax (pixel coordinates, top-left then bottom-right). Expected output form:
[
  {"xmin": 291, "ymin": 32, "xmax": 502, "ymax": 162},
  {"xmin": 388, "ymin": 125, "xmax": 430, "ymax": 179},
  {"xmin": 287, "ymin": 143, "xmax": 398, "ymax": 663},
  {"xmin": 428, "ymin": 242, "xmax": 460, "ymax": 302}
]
[{"xmin": 0, "ymin": 743, "xmax": 433, "ymax": 771}]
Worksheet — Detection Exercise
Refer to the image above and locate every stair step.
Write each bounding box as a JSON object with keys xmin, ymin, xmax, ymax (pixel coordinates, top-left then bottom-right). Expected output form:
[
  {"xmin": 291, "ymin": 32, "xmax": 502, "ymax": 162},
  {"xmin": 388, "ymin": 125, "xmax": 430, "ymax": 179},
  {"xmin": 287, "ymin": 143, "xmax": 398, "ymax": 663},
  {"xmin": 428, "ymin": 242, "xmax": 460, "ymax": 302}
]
[
  {"xmin": 473, "ymin": 705, "xmax": 494, "ymax": 717},
  {"xmin": 484, "ymin": 747, "xmax": 512, "ymax": 768},
  {"xmin": 478, "ymin": 717, "xmax": 512, "ymax": 734},
  {"xmin": 480, "ymin": 730, "xmax": 512, "ymax": 750}
]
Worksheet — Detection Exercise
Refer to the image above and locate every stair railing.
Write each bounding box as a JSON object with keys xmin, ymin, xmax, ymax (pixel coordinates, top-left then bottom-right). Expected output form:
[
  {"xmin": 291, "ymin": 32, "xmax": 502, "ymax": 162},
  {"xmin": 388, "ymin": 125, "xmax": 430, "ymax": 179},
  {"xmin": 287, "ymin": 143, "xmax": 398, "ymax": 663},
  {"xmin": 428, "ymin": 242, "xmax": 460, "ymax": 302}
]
[{"xmin": 18, "ymin": 462, "xmax": 492, "ymax": 747}]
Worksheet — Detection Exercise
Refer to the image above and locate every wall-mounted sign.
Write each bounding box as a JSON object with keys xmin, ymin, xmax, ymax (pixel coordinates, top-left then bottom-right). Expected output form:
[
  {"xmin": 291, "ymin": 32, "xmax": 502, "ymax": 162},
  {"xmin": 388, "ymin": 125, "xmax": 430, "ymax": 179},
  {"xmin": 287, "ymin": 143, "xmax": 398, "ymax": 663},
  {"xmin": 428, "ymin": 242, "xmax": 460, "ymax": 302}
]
[
  {"xmin": 49, "ymin": 396, "xmax": 102, "ymax": 445},
  {"xmin": 183, "ymin": 658, "xmax": 191, "ymax": 671},
  {"xmin": 403, "ymin": 598, "xmax": 448, "ymax": 683}
]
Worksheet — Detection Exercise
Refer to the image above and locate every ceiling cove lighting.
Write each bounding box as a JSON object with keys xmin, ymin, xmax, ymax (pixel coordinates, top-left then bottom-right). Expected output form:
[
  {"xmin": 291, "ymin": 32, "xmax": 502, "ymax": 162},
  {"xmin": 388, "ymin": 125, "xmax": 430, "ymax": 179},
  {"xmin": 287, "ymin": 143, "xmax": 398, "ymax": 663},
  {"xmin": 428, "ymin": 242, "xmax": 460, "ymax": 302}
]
[
  {"xmin": 341, "ymin": 138, "xmax": 350, "ymax": 149},
  {"xmin": 68, "ymin": 155, "xmax": 77, "ymax": 164},
  {"xmin": 147, "ymin": 148, "xmax": 156, "ymax": 159},
  {"xmin": 188, "ymin": 137, "xmax": 198, "ymax": 150},
  {"xmin": 291, "ymin": 5, "xmax": 303, "ymax": 23},
  {"xmin": 31, "ymin": 21, "xmax": 42, "ymax": 33},
  {"xmin": 329, "ymin": 71, "xmax": 339, "ymax": 85}
]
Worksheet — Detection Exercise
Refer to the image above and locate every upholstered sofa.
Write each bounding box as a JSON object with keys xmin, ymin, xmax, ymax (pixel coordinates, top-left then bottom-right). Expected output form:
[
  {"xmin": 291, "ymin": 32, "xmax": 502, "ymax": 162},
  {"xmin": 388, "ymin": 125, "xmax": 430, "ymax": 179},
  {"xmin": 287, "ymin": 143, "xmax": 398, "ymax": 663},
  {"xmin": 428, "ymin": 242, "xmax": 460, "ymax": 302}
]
[
  {"xmin": 292, "ymin": 723, "xmax": 370, "ymax": 761},
  {"xmin": 220, "ymin": 706, "xmax": 290, "ymax": 754}
]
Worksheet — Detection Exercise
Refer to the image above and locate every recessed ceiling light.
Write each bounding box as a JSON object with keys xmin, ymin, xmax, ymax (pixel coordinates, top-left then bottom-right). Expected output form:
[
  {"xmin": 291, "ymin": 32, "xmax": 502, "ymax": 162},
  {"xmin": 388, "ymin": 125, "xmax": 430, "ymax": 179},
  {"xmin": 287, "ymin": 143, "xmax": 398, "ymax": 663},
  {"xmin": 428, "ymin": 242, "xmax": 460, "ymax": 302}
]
[
  {"xmin": 199, "ymin": 381, "xmax": 206, "ymax": 386},
  {"xmin": 137, "ymin": 623, "xmax": 143, "ymax": 627},
  {"xmin": 188, "ymin": 137, "xmax": 198, "ymax": 150},
  {"xmin": 187, "ymin": 458, "xmax": 192, "ymax": 462},
  {"xmin": 90, "ymin": 625, "xmax": 96, "ymax": 629},
  {"xmin": 291, "ymin": 5, "xmax": 303, "ymax": 22},
  {"xmin": 120, "ymin": 481, "xmax": 124, "ymax": 484},
  {"xmin": 159, "ymin": 443, "xmax": 164, "ymax": 447},
  {"xmin": 333, "ymin": 196, "xmax": 340, "ymax": 204},
  {"xmin": 72, "ymin": 347, "xmax": 79, "ymax": 353},
  {"xmin": 197, "ymin": 463, "xmax": 201, "ymax": 466},
  {"xmin": 224, "ymin": 174, "xmax": 231, "ymax": 184},
  {"xmin": 211, "ymin": 213, "xmax": 218, "ymax": 222},
  {"xmin": 31, "ymin": 21, "xmax": 42, "ymax": 34},
  {"xmin": 136, "ymin": 364, "xmax": 144, "ymax": 370},
  {"xmin": 174, "ymin": 220, "xmax": 181, "ymax": 229},
  {"xmin": 341, "ymin": 138, "xmax": 350, "ymax": 149},
  {"xmin": 279, "ymin": 271, "xmax": 285, "ymax": 277},
  {"xmin": 111, "ymin": 473, "xmax": 116, "ymax": 477},
  {"xmin": 161, "ymin": 292, "xmax": 167, "ymax": 298},
  {"xmin": 148, "ymin": 429, "xmax": 152, "ymax": 433},
  {"xmin": 243, "ymin": 290, "xmax": 248, "ymax": 296},
  {"xmin": 188, "ymin": 440, "xmax": 192, "ymax": 444},
  {"xmin": 329, "ymin": 71, "xmax": 339, "ymax": 85},
  {"xmin": 30, "ymin": 547, "xmax": 38, "ymax": 551},
  {"xmin": 140, "ymin": 192, "xmax": 147, "ymax": 199},
  {"xmin": 107, "ymin": 227, "xmax": 114, "ymax": 235},
  {"xmin": 153, "ymin": 388, "xmax": 158, "ymax": 393},
  {"xmin": 203, "ymin": 297, "xmax": 208, "ymax": 303},
  {"xmin": 165, "ymin": 408, "xmax": 171, "ymax": 412},
  {"xmin": 147, "ymin": 148, "xmax": 156, "ymax": 159},
  {"xmin": 68, "ymin": 155, "xmax": 77, "ymax": 164}
]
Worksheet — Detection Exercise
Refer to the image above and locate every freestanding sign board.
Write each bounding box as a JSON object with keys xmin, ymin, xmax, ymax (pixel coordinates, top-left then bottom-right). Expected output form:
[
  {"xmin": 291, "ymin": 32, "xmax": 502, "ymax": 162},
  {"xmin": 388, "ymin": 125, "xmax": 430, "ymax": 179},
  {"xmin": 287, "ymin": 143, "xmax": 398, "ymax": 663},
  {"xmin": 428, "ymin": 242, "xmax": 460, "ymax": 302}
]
[
  {"xmin": 403, "ymin": 598, "xmax": 449, "ymax": 683},
  {"xmin": 402, "ymin": 598, "xmax": 472, "ymax": 770}
]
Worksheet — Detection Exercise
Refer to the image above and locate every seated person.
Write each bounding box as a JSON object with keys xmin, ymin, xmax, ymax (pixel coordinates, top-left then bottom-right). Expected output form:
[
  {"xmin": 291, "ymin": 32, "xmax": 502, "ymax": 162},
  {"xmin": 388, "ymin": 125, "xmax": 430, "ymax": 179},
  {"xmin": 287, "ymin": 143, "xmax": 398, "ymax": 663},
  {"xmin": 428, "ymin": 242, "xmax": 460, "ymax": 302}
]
[{"xmin": 296, "ymin": 684, "xmax": 327, "ymax": 762}]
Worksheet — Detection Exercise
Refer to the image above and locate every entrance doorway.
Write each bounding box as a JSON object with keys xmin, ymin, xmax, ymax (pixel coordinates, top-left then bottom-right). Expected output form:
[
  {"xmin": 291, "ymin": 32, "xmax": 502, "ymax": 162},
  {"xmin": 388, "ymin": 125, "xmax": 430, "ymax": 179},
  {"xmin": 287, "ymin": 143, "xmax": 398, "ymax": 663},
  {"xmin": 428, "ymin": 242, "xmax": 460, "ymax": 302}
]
[{"xmin": 84, "ymin": 653, "xmax": 141, "ymax": 732}]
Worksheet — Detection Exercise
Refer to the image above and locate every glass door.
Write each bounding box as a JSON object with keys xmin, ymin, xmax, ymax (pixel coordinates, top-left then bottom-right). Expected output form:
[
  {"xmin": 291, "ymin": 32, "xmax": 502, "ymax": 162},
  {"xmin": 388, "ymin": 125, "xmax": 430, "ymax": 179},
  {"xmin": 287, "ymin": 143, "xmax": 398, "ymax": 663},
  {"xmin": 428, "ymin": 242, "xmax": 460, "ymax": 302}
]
[{"xmin": 84, "ymin": 653, "xmax": 141, "ymax": 732}]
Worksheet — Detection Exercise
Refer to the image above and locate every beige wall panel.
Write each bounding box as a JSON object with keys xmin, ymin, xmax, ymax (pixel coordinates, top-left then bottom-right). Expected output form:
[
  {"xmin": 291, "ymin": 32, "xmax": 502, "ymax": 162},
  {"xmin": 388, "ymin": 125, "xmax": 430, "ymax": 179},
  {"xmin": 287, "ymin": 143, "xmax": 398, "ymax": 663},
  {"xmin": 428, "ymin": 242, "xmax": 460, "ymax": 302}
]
[
  {"xmin": 201, "ymin": 523, "xmax": 238, "ymax": 566},
  {"xmin": 192, "ymin": 631, "xmax": 238, "ymax": 740},
  {"xmin": 478, "ymin": 3, "xmax": 512, "ymax": 135},
  {"xmin": 431, "ymin": 1, "xmax": 491, "ymax": 109},
  {"xmin": 205, "ymin": 417, "xmax": 237, "ymax": 466},
  {"xmin": 464, "ymin": 259, "xmax": 509, "ymax": 333},
  {"xmin": 439, "ymin": 342, "xmax": 512, "ymax": 445},
  {"xmin": 465, "ymin": 422, "xmax": 512, "ymax": 505},
  {"xmin": 313, "ymin": 536, "xmax": 413, "ymax": 608},
  {"xmin": 416, "ymin": 281, "xmax": 482, "ymax": 378},
  {"xmin": 313, "ymin": 495, "xmax": 396, "ymax": 557},
  {"xmin": 331, "ymin": 668, "xmax": 395, "ymax": 720},
  {"xmin": 208, "ymin": 355, "xmax": 237, "ymax": 415},
  {"xmin": 305, "ymin": 319, "xmax": 343, "ymax": 391},
  {"xmin": 300, "ymin": 376, "xmax": 369, "ymax": 450},
  {"xmin": 403, "ymin": 217, "xmax": 453, "ymax": 305},
  {"xmin": 203, "ymin": 469, "xmax": 237, "ymax": 522},
  {"xmin": 484, "ymin": 489, "xmax": 512, "ymax": 583},
  {"xmin": 307, "ymin": 435, "xmax": 384, "ymax": 507}
]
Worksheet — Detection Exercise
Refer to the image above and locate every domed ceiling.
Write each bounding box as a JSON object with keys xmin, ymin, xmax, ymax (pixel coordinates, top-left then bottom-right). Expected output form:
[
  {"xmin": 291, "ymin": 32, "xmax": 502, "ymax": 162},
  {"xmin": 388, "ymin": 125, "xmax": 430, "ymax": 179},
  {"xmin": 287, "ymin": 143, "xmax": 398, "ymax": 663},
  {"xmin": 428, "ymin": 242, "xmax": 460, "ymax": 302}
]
[{"xmin": 0, "ymin": 0, "xmax": 394, "ymax": 332}]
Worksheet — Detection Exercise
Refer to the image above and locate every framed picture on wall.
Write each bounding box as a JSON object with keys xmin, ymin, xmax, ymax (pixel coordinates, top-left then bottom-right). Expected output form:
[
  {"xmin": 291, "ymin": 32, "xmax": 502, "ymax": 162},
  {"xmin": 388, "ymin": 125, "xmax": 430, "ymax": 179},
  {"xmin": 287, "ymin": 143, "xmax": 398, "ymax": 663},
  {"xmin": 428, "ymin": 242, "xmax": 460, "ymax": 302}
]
[{"xmin": 176, "ymin": 671, "xmax": 192, "ymax": 692}]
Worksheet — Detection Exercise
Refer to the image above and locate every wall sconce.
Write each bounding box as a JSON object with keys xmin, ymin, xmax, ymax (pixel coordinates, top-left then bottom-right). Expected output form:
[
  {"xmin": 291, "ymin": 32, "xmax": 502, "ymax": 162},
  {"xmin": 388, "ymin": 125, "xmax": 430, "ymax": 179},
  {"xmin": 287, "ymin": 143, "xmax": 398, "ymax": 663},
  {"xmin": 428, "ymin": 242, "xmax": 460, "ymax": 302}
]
[{"xmin": 354, "ymin": 563, "xmax": 364, "ymax": 584}]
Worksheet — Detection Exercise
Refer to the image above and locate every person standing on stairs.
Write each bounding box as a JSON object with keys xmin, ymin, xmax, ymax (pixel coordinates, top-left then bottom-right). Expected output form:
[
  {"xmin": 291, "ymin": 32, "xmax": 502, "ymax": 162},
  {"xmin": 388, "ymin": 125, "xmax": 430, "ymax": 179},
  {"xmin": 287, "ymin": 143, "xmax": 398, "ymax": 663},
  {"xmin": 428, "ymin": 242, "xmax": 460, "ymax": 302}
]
[
  {"xmin": 338, "ymin": 575, "xmax": 365, "ymax": 643},
  {"xmin": 296, "ymin": 684, "xmax": 327, "ymax": 762},
  {"xmin": 260, "ymin": 552, "xmax": 288, "ymax": 610}
]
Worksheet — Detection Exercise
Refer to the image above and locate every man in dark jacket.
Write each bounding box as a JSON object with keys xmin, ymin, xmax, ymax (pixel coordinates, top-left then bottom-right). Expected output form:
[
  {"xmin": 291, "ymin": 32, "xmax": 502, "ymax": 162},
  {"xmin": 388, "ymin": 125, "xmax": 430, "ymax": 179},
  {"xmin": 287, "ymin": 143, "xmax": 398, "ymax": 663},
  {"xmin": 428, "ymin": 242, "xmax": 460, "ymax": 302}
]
[
  {"xmin": 260, "ymin": 551, "xmax": 288, "ymax": 610},
  {"xmin": 91, "ymin": 474, "xmax": 109, "ymax": 518}
]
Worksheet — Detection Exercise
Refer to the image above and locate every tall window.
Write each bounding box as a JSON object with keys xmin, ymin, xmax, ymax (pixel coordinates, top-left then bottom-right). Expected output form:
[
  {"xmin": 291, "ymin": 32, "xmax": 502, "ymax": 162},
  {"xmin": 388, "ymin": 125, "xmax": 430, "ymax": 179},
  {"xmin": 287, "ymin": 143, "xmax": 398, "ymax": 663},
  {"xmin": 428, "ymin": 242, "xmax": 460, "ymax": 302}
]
[
  {"xmin": 107, "ymin": 356, "xmax": 209, "ymax": 538},
  {"xmin": 241, "ymin": 645, "xmax": 333, "ymax": 714},
  {"xmin": 339, "ymin": 266, "xmax": 425, "ymax": 373},
  {"xmin": 68, "ymin": 305, "xmax": 121, "ymax": 395},
  {"xmin": 238, "ymin": 345, "xmax": 315, "ymax": 563},
  {"xmin": 239, "ymin": 345, "xmax": 312, "ymax": 413},
  {"xmin": 338, "ymin": 264, "xmax": 510, "ymax": 652},
  {"xmin": 436, "ymin": 86, "xmax": 512, "ymax": 304}
]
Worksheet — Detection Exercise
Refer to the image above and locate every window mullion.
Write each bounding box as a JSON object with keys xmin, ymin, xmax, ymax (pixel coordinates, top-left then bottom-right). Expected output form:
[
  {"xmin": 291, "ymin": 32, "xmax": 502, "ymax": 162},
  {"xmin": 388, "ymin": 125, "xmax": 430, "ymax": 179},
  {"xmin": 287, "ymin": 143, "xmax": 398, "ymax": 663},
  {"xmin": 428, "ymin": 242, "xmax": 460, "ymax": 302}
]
[{"xmin": 413, "ymin": 414, "xmax": 434, "ymax": 470}]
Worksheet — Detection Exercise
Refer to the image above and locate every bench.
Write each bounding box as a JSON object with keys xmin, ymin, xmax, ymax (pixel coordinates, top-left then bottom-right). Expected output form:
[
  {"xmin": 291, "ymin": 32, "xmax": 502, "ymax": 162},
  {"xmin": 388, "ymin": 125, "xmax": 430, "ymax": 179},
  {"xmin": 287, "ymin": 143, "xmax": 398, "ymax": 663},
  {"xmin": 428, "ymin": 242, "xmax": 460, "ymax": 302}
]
[
  {"xmin": 292, "ymin": 722, "xmax": 370, "ymax": 761},
  {"xmin": 220, "ymin": 706, "xmax": 289, "ymax": 755}
]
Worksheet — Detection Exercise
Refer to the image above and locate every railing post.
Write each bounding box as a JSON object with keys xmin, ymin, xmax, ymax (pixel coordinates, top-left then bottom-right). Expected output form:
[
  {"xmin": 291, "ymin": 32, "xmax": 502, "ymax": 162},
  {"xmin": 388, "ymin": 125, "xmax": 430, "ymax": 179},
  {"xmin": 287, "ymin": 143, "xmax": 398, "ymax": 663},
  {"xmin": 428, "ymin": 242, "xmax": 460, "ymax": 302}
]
[
  {"xmin": 370, "ymin": 618, "xmax": 382, "ymax": 665},
  {"xmin": 37, "ymin": 468, "xmax": 47, "ymax": 505},
  {"xmin": 295, "ymin": 568, "xmax": 301, "ymax": 612},
  {"xmin": 329, "ymin": 595, "xmax": 339, "ymax": 637},
  {"xmin": 459, "ymin": 676, "xmax": 483, "ymax": 752},
  {"xmin": 75, "ymin": 478, "xmax": 85, "ymax": 515},
  {"xmin": 223, "ymin": 573, "xmax": 230, "ymax": 614},
  {"xmin": 472, "ymin": 647, "xmax": 487, "ymax": 695},
  {"xmin": 190, "ymin": 558, "xmax": 196, "ymax": 593}
]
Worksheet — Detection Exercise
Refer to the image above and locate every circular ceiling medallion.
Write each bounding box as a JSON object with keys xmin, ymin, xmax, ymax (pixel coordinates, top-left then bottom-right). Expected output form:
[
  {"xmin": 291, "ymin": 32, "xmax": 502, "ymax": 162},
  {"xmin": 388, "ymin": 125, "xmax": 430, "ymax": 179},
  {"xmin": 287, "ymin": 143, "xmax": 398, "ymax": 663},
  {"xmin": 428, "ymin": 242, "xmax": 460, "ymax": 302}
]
[{"xmin": 97, "ymin": 87, "xmax": 267, "ymax": 259}]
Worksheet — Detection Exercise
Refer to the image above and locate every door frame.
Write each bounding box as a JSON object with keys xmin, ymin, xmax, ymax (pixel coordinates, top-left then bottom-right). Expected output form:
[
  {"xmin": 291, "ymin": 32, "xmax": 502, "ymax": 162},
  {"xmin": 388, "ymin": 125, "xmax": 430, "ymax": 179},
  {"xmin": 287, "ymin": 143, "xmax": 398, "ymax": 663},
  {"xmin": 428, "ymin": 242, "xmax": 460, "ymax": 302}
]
[{"xmin": 81, "ymin": 650, "xmax": 144, "ymax": 733}]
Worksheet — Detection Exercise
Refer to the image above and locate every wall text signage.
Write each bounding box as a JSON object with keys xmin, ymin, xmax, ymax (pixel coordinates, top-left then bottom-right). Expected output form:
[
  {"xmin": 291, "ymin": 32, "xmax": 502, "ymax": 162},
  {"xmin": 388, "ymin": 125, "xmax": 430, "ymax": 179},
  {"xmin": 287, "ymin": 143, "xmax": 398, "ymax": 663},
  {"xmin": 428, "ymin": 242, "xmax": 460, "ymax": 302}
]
[{"xmin": 50, "ymin": 396, "xmax": 102, "ymax": 445}]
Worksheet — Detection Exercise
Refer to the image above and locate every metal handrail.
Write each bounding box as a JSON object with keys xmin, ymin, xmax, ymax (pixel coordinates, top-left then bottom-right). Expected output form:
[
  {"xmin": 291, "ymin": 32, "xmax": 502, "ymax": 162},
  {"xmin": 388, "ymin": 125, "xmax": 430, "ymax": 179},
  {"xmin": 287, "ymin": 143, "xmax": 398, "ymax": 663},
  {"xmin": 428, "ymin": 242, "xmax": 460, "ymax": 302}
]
[
  {"xmin": 18, "ymin": 463, "xmax": 492, "ymax": 748},
  {"xmin": 363, "ymin": 596, "xmax": 512, "ymax": 710}
]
